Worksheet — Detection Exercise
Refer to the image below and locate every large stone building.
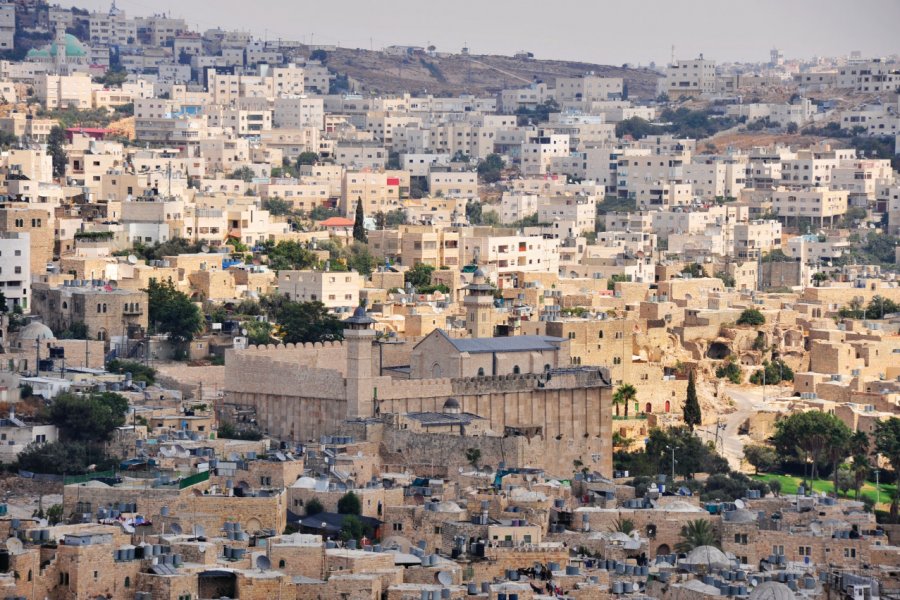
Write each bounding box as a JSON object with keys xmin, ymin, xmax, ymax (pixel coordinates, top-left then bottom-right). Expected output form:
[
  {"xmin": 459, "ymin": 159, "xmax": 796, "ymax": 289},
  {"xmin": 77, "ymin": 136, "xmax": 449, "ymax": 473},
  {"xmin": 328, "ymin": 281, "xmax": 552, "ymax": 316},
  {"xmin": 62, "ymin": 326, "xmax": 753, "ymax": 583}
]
[{"xmin": 223, "ymin": 307, "xmax": 614, "ymax": 476}]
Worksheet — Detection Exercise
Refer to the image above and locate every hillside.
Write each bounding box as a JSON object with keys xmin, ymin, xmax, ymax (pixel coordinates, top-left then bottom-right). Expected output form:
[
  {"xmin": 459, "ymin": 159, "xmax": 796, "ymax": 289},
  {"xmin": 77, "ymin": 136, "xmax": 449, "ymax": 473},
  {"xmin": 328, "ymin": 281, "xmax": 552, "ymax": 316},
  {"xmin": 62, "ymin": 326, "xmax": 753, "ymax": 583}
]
[{"xmin": 312, "ymin": 47, "xmax": 661, "ymax": 99}]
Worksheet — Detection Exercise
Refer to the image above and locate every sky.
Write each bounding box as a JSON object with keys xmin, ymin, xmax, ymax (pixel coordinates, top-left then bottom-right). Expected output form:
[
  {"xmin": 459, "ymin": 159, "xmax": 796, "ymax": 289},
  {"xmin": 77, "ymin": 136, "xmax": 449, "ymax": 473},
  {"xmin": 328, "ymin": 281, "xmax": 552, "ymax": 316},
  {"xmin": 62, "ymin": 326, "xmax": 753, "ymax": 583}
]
[{"xmin": 58, "ymin": 0, "xmax": 900, "ymax": 67}]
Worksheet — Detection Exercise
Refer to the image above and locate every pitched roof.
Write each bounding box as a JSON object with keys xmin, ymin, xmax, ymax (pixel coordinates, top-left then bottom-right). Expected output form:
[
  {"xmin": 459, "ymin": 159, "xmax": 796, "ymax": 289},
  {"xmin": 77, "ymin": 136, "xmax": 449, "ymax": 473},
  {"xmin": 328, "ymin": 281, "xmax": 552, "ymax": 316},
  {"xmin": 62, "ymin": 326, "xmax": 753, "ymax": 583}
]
[{"xmin": 431, "ymin": 329, "xmax": 563, "ymax": 354}]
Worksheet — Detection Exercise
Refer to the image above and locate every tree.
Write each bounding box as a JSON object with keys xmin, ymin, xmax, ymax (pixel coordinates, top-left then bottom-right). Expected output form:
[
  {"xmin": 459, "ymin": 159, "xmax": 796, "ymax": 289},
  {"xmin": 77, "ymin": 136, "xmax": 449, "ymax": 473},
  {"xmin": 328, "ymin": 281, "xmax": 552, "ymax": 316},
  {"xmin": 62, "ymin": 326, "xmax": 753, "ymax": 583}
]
[
  {"xmin": 477, "ymin": 153, "xmax": 504, "ymax": 182},
  {"xmin": 715, "ymin": 358, "xmax": 742, "ymax": 384},
  {"xmin": 296, "ymin": 151, "xmax": 319, "ymax": 166},
  {"xmin": 644, "ymin": 426, "xmax": 728, "ymax": 479},
  {"xmin": 16, "ymin": 440, "xmax": 118, "ymax": 476},
  {"xmin": 57, "ymin": 321, "xmax": 88, "ymax": 340},
  {"xmin": 304, "ymin": 498, "xmax": 324, "ymax": 516},
  {"xmin": 675, "ymin": 519, "xmax": 719, "ymax": 553},
  {"xmin": 276, "ymin": 300, "xmax": 343, "ymax": 344},
  {"xmin": 481, "ymin": 210, "xmax": 501, "ymax": 227},
  {"xmin": 812, "ymin": 272, "xmax": 829, "ymax": 287},
  {"xmin": 145, "ymin": 278, "xmax": 203, "ymax": 345},
  {"xmin": 736, "ymin": 308, "xmax": 765, "ymax": 326},
  {"xmin": 404, "ymin": 263, "xmax": 435, "ymax": 290},
  {"xmin": 49, "ymin": 391, "xmax": 129, "ymax": 442},
  {"xmin": 681, "ymin": 263, "xmax": 703, "ymax": 277},
  {"xmin": 337, "ymin": 491, "xmax": 362, "ymax": 515},
  {"xmin": 715, "ymin": 271, "xmax": 736, "ymax": 288},
  {"xmin": 353, "ymin": 198, "xmax": 367, "ymax": 243},
  {"xmin": 612, "ymin": 383, "xmax": 637, "ymax": 418},
  {"xmin": 786, "ymin": 122, "xmax": 799, "ymax": 134},
  {"xmin": 683, "ymin": 370, "xmax": 701, "ymax": 431},
  {"xmin": 262, "ymin": 198, "xmax": 294, "ymax": 216},
  {"xmin": 231, "ymin": 166, "xmax": 256, "ymax": 182},
  {"xmin": 465, "ymin": 448, "xmax": 481, "ymax": 470},
  {"xmin": 263, "ymin": 240, "xmax": 319, "ymax": 272},
  {"xmin": 772, "ymin": 411, "xmax": 852, "ymax": 484},
  {"xmin": 874, "ymin": 418, "xmax": 900, "ymax": 519},
  {"xmin": 0, "ymin": 291, "xmax": 6, "ymax": 313},
  {"xmin": 610, "ymin": 517, "xmax": 635, "ymax": 535},
  {"xmin": 743, "ymin": 444, "xmax": 778, "ymax": 474},
  {"xmin": 749, "ymin": 359, "xmax": 793, "ymax": 385},
  {"xmin": 339, "ymin": 514, "xmax": 365, "ymax": 542},
  {"xmin": 47, "ymin": 126, "xmax": 68, "ymax": 178},
  {"xmin": 106, "ymin": 359, "xmax": 156, "ymax": 385}
]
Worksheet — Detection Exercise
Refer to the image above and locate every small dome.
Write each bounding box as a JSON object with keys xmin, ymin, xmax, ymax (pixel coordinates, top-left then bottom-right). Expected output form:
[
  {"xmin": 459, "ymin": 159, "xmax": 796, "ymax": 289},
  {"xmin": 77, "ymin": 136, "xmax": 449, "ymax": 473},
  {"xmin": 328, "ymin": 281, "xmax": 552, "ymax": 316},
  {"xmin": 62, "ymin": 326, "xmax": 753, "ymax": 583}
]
[
  {"xmin": 442, "ymin": 397, "xmax": 461, "ymax": 413},
  {"xmin": 473, "ymin": 267, "xmax": 486, "ymax": 283},
  {"xmin": 18, "ymin": 321, "xmax": 54, "ymax": 342},
  {"xmin": 749, "ymin": 581, "xmax": 797, "ymax": 600},
  {"xmin": 352, "ymin": 305, "xmax": 367, "ymax": 319},
  {"xmin": 683, "ymin": 545, "xmax": 730, "ymax": 568}
]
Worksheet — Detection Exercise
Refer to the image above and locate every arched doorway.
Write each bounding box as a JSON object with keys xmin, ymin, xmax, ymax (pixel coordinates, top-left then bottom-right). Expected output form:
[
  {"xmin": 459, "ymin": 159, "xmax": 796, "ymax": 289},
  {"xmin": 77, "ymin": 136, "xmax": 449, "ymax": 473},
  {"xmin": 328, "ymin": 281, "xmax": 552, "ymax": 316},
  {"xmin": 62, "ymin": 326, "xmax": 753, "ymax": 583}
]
[
  {"xmin": 664, "ymin": 400, "xmax": 670, "ymax": 413},
  {"xmin": 645, "ymin": 402, "xmax": 652, "ymax": 414},
  {"xmin": 656, "ymin": 543, "xmax": 671, "ymax": 557}
]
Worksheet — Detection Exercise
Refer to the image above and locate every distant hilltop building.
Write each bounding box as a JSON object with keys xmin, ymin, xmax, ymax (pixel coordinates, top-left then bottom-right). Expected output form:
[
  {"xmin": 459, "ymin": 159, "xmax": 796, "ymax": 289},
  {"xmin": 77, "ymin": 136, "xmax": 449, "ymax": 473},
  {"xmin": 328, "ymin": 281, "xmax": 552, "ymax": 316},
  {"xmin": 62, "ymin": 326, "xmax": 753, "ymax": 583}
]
[{"xmin": 26, "ymin": 26, "xmax": 90, "ymax": 73}]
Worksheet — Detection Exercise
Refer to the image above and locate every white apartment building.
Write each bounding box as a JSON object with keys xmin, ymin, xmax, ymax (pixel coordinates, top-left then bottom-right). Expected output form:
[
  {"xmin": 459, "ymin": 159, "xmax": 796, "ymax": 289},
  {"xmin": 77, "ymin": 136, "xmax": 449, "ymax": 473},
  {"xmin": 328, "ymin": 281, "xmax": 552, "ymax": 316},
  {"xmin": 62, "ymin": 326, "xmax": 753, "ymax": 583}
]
[
  {"xmin": 772, "ymin": 187, "xmax": 849, "ymax": 226},
  {"xmin": 658, "ymin": 57, "xmax": 717, "ymax": 97},
  {"xmin": 836, "ymin": 59, "xmax": 900, "ymax": 93},
  {"xmin": 785, "ymin": 234, "xmax": 851, "ymax": 265},
  {"xmin": 554, "ymin": 75, "xmax": 624, "ymax": 102},
  {"xmin": 427, "ymin": 171, "xmax": 478, "ymax": 199},
  {"xmin": 277, "ymin": 270, "xmax": 360, "ymax": 309},
  {"xmin": 463, "ymin": 230, "xmax": 560, "ymax": 282},
  {"xmin": 0, "ymin": 3, "xmax": 14, "ymax": 52},
  {"xmin": 520, "ymin": 130, "xmax": 569, "ymax": 176},
  {"xmin": 732, "ymin": 220, "xmax": 782, "ymax": 259},
  {"xmin": 0, "ymin": 232, "xmax": 31, "ymax": 312},
  {"xmin": 273, "ymin": 96, "xmax": 325, "ymax": 130},
  {"xmin": 399, "ymin": 153, "xmax": 451, "ymax": 178},
  {"xmin": 499, "ymin": 193, "xmax": 540, "ymax": 224},
  {"xmin": 537, "ymin": 195, "xmax": 597, "ymax": 235}
]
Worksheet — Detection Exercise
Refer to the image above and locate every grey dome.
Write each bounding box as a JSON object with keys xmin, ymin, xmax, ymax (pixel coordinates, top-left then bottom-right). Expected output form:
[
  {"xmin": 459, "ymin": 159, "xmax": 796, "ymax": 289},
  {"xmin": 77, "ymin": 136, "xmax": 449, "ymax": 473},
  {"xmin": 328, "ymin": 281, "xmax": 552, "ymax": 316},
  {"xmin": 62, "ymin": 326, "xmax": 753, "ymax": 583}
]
[
  {"xmin": 683, "ymin": 545, "xmax": 730, "ymax": 568},
  {"xmin": 749, "ymin": 581, "xmax": 797, "ymax": 600},
  {"xmin": 18, "ymin": 321, "xmax": 54, "ymax": 341},
  {"xmin": 442, "ymin": 397, "xmax": 461, "ymax": 413}
]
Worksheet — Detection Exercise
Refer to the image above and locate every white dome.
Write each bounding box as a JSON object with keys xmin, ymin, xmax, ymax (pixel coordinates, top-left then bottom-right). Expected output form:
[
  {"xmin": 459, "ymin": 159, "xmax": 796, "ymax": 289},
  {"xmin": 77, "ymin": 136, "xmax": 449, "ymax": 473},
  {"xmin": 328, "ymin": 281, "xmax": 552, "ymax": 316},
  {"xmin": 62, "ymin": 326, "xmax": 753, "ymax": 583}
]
[
  {"xmin": 749, "ymin": 581, "xmax": 797, "ymax": 600},
  {"xmin": 291, "ymin": 476, "xmax": 317, "ymax": 489}
]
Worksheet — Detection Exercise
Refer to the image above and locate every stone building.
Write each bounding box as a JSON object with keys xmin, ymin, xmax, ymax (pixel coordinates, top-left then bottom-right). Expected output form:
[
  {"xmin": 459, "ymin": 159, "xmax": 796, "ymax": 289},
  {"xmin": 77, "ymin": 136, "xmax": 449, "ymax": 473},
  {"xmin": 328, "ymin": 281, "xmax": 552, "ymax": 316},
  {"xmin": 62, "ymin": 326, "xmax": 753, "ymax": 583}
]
[{"xmin": 223, "ymin": 307, "xmax": 614, "ymax": 476}]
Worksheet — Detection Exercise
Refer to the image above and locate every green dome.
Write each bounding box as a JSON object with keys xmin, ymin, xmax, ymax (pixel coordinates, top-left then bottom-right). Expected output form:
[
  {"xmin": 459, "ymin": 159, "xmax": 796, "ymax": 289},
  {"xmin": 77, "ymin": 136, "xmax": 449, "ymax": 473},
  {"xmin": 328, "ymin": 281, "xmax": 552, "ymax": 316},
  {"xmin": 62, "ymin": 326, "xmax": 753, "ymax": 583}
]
[{"xmin": 26, "ymin": 34, "xmax": 87, "ymax": 59}]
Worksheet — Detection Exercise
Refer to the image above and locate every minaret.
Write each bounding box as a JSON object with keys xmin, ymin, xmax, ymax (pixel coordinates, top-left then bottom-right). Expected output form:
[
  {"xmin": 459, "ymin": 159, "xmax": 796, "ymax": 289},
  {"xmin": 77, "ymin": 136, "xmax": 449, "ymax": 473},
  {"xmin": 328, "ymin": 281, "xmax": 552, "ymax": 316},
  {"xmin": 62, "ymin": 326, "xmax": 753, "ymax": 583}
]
[
  {"xmin": 344, "ymin": 304, "xmax": 376, "ymax": 419},
  {"xmin": 464, "ymin": 267, "xmax": 495, "ymax": 338},
  {"xmin": 54, "ymin": 24, "xmax": 66, "ymax": 73}
]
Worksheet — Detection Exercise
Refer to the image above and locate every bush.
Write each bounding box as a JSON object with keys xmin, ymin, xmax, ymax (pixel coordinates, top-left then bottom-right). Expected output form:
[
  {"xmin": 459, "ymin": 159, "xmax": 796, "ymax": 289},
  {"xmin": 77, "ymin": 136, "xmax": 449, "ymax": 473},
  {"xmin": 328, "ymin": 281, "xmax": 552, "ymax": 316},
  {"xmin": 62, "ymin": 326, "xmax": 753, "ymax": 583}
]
[
  {"xmin": 106, "ymin": 360, "xmax": 157, "ymax": 385},
  {"xmin": 305, "ymin": 498, "xmax": 324, "ymax": 516},
  {"xmin": 715, "ymin": 359, "xmax": 742, "ymax": 384},
  {"xmin": 749, "ymin": 359, "xmax": 793, "ymax": 385},
  {"xmin": 736, "ymin": 308, "xmax": 765, "ymax": 326}
]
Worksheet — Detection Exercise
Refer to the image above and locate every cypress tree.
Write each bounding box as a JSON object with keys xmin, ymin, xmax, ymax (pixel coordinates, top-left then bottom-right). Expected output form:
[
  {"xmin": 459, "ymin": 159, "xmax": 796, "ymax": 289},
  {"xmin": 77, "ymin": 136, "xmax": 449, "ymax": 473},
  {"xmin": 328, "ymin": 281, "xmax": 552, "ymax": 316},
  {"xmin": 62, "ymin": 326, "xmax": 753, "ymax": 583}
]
[
  {"xmin": 353, "ymin": 197, "xmax": 367, "ymax": 242},
  {"xmin": 683, "ymin": 369, "xmax": 701, "ymax": 431}
]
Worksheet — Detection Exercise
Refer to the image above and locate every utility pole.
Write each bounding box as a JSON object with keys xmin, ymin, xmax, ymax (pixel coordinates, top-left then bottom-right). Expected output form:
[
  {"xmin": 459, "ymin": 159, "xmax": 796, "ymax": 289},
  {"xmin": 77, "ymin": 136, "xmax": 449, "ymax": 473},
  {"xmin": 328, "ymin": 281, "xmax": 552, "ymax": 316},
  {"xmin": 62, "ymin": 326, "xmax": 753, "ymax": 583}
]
[
  {"xmin": 666, "ymin": 445, "xmax": 676, "ymax": 483},
  {"xmin": 875, "ymin": 469, "xmax": 880, "ymax": 508}
]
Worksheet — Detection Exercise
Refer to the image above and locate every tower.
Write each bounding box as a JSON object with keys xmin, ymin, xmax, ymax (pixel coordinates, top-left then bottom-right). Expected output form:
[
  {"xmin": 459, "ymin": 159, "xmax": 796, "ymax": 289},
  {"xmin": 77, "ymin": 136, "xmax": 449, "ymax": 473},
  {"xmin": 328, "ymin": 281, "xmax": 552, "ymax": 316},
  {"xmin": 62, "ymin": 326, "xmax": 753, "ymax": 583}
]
[
  {"xmin": 463, "ymin": 267, "xmax": 495, "ymax": 338},
  {"xmin": 54, "ymin": 24, "xmax": 66, "ymax": 72},
  {"xmin": 344, "ymin": 304, "xmax": 376, "ymax": 419}
]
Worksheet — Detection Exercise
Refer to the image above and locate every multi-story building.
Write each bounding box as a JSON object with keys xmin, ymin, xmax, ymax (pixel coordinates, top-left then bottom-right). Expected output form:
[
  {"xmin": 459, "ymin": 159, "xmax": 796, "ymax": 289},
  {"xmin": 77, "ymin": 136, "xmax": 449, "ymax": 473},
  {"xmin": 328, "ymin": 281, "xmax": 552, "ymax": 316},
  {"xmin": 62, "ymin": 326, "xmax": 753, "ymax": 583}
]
[
  {"xmin": 277, "ymin": 270, "xmax": 360, "ymax": 310},
  {"xmin": 772, "ymin": 187, "xmax": 849, "ymax": 227},
  {"xmin": 657, "ymin": 56, "xmax": 717, "ymax": 97},
  {"xmin": 0, "ymin": 232, "xmax": 31, "ymax": 312},
  {"xmin": 732, "ymin": 220, "xmax": 782, "ymax": 260},
  {"xmin": 31, "ymin": 279, "xmax": 148, "ymax": 344}
]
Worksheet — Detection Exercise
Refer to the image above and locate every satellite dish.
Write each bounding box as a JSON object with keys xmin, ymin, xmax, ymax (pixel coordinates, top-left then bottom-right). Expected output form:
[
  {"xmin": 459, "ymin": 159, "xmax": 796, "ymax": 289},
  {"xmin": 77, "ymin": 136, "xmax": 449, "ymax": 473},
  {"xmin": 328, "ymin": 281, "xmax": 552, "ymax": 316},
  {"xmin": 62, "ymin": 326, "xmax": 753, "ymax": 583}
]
[
  {"xmin": 38, "ymin": 519, "xmax": 48, "ymax": 527},
  {"xmin": 241, "ymin": 328, "xmax": 248, "ymax": 336},
  {"xmin": 193, "ymin": 525, "xmax": 205, "ymax": 537},
  {"xmin": 6, "ymin": 538, "xmax": 24, "ymax": 555},
  {"xmin": 437, "ymin": 571, "xmax": 453, "ymax": 586},
  {"xmin": 256, "ymin": 555, "xmax": 271, "ymax": 570},
  {"xmin": 127, "ymin": 254, "xmax": 138, "ymax": 265},
  {"xmin": 160, "ymin": 506, "xmax": 170, "ymax": 517},
  {"xmin": 169, "ymin": 523, "xmax": 183, "ymax": 535},
  {"xmin": 201, "ymin": 245, "xmax": 210, "ymax": 253},
  {"xmin": 734, "ymin": 499, "xmax": 745, "ymax": 509}
]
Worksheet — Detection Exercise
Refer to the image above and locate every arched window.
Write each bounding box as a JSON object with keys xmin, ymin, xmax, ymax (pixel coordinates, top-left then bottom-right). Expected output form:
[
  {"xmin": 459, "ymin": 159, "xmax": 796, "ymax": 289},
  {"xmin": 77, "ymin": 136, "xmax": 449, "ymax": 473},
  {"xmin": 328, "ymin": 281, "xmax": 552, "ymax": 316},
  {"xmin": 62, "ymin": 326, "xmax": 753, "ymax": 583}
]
[
  {"xmin": 544, "ymin": 364, "xmax": 551, "ymax": 372},
  {"xmin": 431, "ymin": 363, "xmax": 442, "ymax": 378},
  {"xmin": 278, "ymin": 559, "xmax": 285, "ymax": 568},
  {"xmin": 664, "ymin": 400, "xmax": 670, "ymax": 413},
  {"xmin": 62, "ymin": 302, "xmax": 67, "ymax": 309},
  {"xmin": 27, "ymin": 570, "xmax": 32, "ymax": 582},
  {"xmin": 477, "ymin": 367, "xmax": 485, "ymax": 376},
  {"xmin": 645, "ymin": 402, "xmax": 652, "ymax": 414},
  {"xmin": 512, "ymin": 365, "xmax": 521, "ymax": 375},
  {"xmin": 124, "ymin": 577, "xmax": 130, "ymax": 588}
]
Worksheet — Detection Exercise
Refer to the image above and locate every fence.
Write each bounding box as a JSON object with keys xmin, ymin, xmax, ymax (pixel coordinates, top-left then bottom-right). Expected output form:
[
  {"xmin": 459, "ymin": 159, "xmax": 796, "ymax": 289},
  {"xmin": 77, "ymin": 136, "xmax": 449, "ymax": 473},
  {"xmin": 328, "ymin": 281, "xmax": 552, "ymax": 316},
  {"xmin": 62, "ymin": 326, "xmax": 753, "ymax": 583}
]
[{"xmin": 179, "ymin": 470, "xmax": 210, "ymax": 489}]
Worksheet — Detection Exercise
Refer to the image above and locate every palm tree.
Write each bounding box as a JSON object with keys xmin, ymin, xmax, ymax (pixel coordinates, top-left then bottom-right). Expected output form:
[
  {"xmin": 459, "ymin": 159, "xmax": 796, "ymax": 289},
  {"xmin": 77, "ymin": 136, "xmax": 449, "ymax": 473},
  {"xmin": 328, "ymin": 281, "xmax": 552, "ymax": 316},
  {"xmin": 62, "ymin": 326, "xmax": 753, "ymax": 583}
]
[
  {"xmin": 674, "ymin": 519, "xmax": 719, "ymax": 553},
  {"xmin": 613, "ymin": 383, "xmax": 637, "ymax": 418},
  {"xmin": 610, "ymin": 517, "xmax": 635, "ymax": 535}
]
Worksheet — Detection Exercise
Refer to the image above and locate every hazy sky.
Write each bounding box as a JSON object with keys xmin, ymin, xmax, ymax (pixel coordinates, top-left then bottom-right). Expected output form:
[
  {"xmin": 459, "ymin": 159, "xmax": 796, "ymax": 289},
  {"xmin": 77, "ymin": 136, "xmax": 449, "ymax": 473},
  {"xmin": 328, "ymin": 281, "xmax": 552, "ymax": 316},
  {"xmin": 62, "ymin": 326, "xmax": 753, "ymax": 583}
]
[{"xmin": 59, "ymin": 0, "xmax": 899, "ymax": 66}]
